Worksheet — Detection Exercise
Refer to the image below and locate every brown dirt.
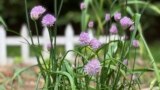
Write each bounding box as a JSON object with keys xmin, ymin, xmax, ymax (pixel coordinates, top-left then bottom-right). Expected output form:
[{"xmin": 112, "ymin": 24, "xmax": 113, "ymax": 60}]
[{"xmin": 0, "ymin": 64, "xmax": 44, "ymax": 90}]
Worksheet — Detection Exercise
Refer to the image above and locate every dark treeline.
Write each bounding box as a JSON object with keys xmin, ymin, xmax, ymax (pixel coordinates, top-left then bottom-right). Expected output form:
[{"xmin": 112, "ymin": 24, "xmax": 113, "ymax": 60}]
[{"xmin": 0, "ymin": 0, "xmax": 160, "ymax": 42}]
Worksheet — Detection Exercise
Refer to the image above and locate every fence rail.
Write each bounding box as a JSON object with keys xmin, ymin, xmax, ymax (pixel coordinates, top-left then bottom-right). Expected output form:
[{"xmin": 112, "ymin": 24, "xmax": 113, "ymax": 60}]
[{"xmin": 0, "ymin": 24, "xmax": 122, "ymax": 65}]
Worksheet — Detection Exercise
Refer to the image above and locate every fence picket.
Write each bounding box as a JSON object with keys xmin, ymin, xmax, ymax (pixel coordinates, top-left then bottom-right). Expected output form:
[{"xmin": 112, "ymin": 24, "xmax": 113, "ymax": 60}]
[
  {"xmin": 65, "ymin": 24, "xmax": 74, "ymax": 61},
  {"xmin": 21, "ymin": 25, "xmax": 30, "ymax": 64},
  {"xmin": 0, "ymin": 26, "xmax": 7, "ymax": 65},
  {"xmin": 0, "ymin": 24, "xmax": 123, "ymax": 65},
  {"xmin": 42, "ymin": 27, "xmax": 50, "ymax": 59}
]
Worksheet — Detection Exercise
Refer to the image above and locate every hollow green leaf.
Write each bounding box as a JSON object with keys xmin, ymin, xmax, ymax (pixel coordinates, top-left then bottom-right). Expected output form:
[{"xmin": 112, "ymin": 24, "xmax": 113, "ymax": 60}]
[
  {"xmin": 50, "ymin": 71, "xmax": 76, "ymax": 90},
  {"xmin": 0, "ymin": 16, "xmax": 7, "ymax": 28},
  {"xmin": 64, "ymin": 60, "xmax": 74, "ymax": 76},
  {"xmin": 105, "ymin": 42, "xmax": 118, "ymax": 59},
  {"xmin": 127, "ymin": 1, "xmax": 160, "ymax": 14}
]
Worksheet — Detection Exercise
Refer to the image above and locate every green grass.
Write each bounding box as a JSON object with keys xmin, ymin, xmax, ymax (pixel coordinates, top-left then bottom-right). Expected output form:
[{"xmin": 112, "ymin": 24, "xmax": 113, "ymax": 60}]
[
  {"xmin": 7, "ymin": 46, "xmax": 21, "ymax": 57},
  {"xmin": 7, "ymin": 45, "xmax": 65, "ymax": 58}
]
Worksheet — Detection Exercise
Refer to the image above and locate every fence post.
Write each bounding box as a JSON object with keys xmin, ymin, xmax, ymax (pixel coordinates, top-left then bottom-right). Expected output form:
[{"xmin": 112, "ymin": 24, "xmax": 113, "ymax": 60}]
[
  {"xmin": 21, "ymin": 25, "xmax": 30, "ymax": 63},
  {"xmin": 42, "ymin": 27, "xmax": 50, "ymax": 58},
  {"xmin": 0, "ymin": 26, "xmax": 7, "ymax": 65},
  {"xmin": 88, "ymin": 29, "xmax": 93, "ymax": 39},
  {"xmin": 65, "ymin": 24, "xmax": 74, "ymax": 61}
]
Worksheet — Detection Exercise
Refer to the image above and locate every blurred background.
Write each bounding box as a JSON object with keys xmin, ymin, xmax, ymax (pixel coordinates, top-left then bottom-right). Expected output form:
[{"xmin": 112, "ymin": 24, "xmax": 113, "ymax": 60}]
[{"xmin": 0, "ymin": 0, "xmax": 160, "ymax": 62}]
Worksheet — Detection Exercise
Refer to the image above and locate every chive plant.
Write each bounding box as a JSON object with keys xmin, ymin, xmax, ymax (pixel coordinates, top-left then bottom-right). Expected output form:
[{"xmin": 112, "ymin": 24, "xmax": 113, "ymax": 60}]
[{"xmin": 14, "ymin": 0, "xmax": 160, "ymax": 89}]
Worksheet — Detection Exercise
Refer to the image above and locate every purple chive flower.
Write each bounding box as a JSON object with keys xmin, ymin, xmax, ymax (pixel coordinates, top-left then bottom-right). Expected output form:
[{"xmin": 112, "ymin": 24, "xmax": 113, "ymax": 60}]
[
  {"xmin": 30, "ymin": 5, "xmax": 46, "ymax": 20},
  {"xmin": 79, "ymin": 32, "xmax": 90, "ymax": 45},
  {"xmin": 90, "ymin": 38, "xmax": 101, "ymax": 50},
  {"xmin": 114, "ymin": 12, "xmax": 121, "ymax": 21},
  {"xmin": 105, "ymin": 13, "xmax": 111, "ymax": 22},
  {"xmin": 132, "ymin": 40, "xmax": 139, "ymax": 48},
  {"xmin": 129, "ymin": 25, "xmax": 135, "ymax": 31},
  {"xmin": 88, "ymin": 21, "xmax": 94, "ymax": 28},
  {"xmin": 42, "ymin": 14, "xmax": 56, "ymax": 27},
  {"xmin": 123, "ymin": 59, "xmax": 128, "ymax": 65},
  {"xmin": 84, "ymin": 59, "xmax": 101, "ymax": 76},
  {"xmin": 80, "ymin": 2, "xmax": 86, "ymax": 10},
  {"xmin": 109, "ymin": 24, "xmax": 118, "ymax": 34},
  {"xmin": 120, "ymin": 16, "xmax": 134, "ymax": 29}
]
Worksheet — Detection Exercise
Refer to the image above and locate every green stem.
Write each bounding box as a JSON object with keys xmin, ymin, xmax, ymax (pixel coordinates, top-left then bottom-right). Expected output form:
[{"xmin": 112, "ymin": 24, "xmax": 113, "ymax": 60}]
[
  {"xmin": 112, "ymin": 40, "xmax": 127, "ymax": 89},
  {"xmin": 35, "ymin": 73, "xmax": 42, "ymax": 90},
  {"xmin": 100, "ymin": 0, "xmax": 104, "ymax": 9},
  {"xmin": 90, "ymin": 1, "xmax": 103, "ymax": 37},
  {"xmin": 47, "ymin": 28, "xmax": 55, "ymax": 89},
  {"xmin": 48, "ymin": 28, "xmax": 53, "ymax": 69},
  {"xmin": 24, "ymin": 0, "xmax": 46, "ymax": 79},
  {"xmin": 128, "ymin": 49, "xmax": 137, "ymax": 89},
  {"xmin": 34, "ymin": 21, "xmax": 40, "ymax": 45},
  {"xmin": 138, "ymin": 25, "xmax": 160, "ymax": 88},
  {"xmin": 59, "ymin": 50, "xmax": 88, "ymax": 70},
  {"xmin": 33, "ymin": 21, "xmax": 47, "ymax": 69},
  {"xmin": 54, "ymin": 0, "xmax": 57, "ymax": 71},
  {"xmin": 24, "ymin": 0, "xmax": 34, "ymax": 45},
  {"xmin": 85, "ymin": 76, "xmax": 89, "ymax": 90},
  {"xmin": 57, "ymin": 0, "xmax": 64, "ymax": 17},
  {"xmin": 134, "ymin": 0, "xmax": 139, "ymax": 12},
  {"xmin": 47, "ymin": 71, "xmax": 76, "ymax": 90},
  {"xmin": 125, "ymin": 0, "xmax": 128, "ymax": 12},
  {"xmin": 96, "ymin": 75, "xmax": 99, "ymax": 90}
]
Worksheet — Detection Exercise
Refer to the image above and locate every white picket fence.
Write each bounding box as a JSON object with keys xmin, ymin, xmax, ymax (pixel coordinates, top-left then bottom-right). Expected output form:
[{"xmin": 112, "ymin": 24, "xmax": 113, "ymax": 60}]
[{"xmin": 0, "ymin": 24, "xmax": 122, "ymax": 65}]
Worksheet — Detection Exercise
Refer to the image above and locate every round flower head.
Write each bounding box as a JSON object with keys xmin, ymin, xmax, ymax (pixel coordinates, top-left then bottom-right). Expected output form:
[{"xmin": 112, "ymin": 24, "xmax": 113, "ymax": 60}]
[
  {"xmin": 114, "ymin": 12, "xmax": 121, "ymax": 21},
  {"xmin": 79, "ymin": 32, "xmax": 90, "ymax": 45},
  {"xmin": 90, "ymin": 38, "xmax": 101, "ymax": 50},
  {"xmin": 84, "ymin": 59, "xmax": 101, "ymax": 76},
  {"xmin": 132, "ymin": 40, "xmax": 139, "ymax": 48},
  {"xmin": 129, "ymin": 25, "xmax": 135, "ymax": 31},
  {"xmin": 42, "ymin": 14, "xmax": 56, "ymax": 27},
  {"xmin": 109, "ymin": 24, "xmax": 118, "ymax": 34},
  {"xmin": 105, "ymin": 13, "xmax": 110, "ymax": 22},
  {"xmin": 88, "ymin": 21, "xmax": 94, "ymax": 28},
  {"xmin": 30, "ymin": 5, "xmax": 46, "ymax": 20},
  {"xmin": 120, "ymin": 16, "xmax": 134, "ymax": 29},
  {"xmin": 80, "ymin": 2, "xmax": 86, "ymax": 10}
]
